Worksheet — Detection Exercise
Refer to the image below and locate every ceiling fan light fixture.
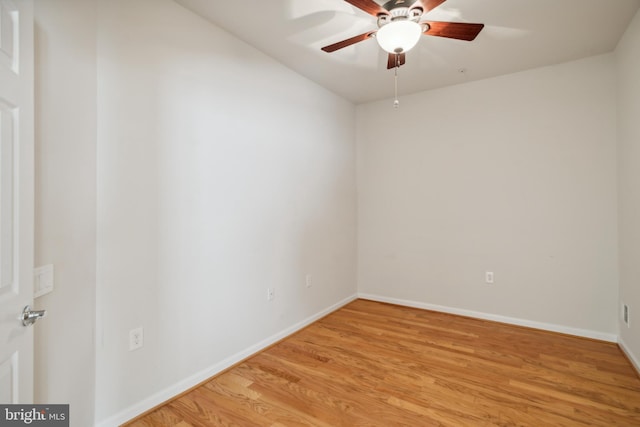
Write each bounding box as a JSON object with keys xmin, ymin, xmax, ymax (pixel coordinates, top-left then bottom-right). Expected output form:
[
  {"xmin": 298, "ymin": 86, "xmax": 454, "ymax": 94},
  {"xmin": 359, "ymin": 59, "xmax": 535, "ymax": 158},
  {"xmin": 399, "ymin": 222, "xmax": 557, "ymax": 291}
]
[{"xmin": 376, "ymin": 20, "xmax": 422, "ymax": 54}]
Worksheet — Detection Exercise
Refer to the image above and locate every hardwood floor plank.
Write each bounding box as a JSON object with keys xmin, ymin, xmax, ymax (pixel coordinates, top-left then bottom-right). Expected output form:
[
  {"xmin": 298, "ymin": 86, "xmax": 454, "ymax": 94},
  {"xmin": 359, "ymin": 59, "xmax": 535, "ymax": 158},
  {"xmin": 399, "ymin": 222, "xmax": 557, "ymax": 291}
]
[
  {"xmin": 126, "ymin": 406, "xmax": 188, "ymax": 427},
  {"xmin": 124, "ymin": 299, "xmax": 640, "ymax": 426}
]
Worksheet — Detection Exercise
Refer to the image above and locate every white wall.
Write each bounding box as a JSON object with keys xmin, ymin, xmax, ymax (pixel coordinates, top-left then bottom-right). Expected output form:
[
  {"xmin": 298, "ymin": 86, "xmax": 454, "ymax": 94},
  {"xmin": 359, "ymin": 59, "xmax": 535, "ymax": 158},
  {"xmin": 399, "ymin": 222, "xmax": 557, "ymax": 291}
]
[
  {"xmin": 357, "ymin": 55, "xmax": 619, "ymax": 338},
  {"xmin": 33, "ymin": 1, "xmax": 97, "ymax": 426},
  {"xmin": 616, "ymin": 9, "xmax": 640, "ymax": 368},
  {"xmin": 95, "ymin": 0, "xmax": 356, "ymax": 423},
  {"xmin": 31, "ymin": 1, "xmax": 637, "ymax": 424}
]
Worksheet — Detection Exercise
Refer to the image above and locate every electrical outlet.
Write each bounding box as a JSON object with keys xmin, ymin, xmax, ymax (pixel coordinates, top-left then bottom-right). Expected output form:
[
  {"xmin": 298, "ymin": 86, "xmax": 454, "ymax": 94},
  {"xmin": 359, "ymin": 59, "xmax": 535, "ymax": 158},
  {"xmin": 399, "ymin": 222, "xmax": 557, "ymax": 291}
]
[
  {"xmin": 129, "ymin": 327, "xmax": 144, "ymax": 351},
  {"xmin": 305, "ymin": 274, "xmax": 313, "ymax": 288},
  {"xmin": 623, "ymin": 304, "xmax": 630, "ymax": 328},
  {"xmin": 267, "ymin": 287, "xmax": 275, "ymax": 301},
  {"xmin": 485, "ymin": 271, "xmax": 494, "ymax": 284}
]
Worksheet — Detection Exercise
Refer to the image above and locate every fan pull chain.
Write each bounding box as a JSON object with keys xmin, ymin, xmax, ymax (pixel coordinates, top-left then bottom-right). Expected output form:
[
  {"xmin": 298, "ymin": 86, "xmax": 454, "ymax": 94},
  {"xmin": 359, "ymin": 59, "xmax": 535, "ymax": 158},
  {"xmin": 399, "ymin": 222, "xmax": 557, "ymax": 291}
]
[{"xmin": 393, "ymin": 61, "xmax": 399, "ymax": 109}]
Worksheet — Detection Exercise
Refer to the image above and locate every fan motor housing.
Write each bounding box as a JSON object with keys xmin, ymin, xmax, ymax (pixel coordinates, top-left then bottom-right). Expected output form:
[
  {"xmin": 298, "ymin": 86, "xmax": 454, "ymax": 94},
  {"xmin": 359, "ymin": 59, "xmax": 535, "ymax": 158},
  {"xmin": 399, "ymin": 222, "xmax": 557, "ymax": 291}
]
[
  {"xmin": 382, "ymin": 0, "xmax": 423, "ymax": 13},
  {"xmin": 379, "ymin": 0, "xmax": 423, "ymax": 27}
]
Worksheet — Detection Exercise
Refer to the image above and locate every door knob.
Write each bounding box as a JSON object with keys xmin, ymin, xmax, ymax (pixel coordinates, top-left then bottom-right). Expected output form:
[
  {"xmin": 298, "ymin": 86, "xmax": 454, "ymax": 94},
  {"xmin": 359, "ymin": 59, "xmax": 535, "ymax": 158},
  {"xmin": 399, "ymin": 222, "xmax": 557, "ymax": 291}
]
[{"xmin": 21, "ymin": 305, "xmax": 46, "ymax": 326}]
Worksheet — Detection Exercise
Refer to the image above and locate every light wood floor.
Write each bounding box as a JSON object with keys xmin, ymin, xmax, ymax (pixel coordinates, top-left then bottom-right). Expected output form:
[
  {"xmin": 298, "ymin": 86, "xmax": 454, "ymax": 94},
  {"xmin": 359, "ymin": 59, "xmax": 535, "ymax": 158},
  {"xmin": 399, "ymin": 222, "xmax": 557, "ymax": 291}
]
[{"xmin": 126, "ymin": 299, "xmax": 640, "ymax": 426}]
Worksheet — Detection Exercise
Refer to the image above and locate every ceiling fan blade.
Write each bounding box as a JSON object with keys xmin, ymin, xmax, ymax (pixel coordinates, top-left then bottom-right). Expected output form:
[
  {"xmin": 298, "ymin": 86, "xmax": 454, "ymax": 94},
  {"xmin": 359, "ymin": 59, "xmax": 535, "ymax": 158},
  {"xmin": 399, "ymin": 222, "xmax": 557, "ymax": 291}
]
[
  {"xmin": 422, "ymin": 21, "xmax": 484, "ymax": 41},
  {"xmin": 321, "ymin": 31, "xmax": 376, "ymax": 53},
  {"xmin": 344, "ymin": 0, "xmax": 389, "ymax": 17},
  {"xmin": 410, "ymin": 0, "xmax": 447, "ymax": 13},
  {"xmin": 387, "ymin": 53, "xmax": 406, "ymax": 69}
]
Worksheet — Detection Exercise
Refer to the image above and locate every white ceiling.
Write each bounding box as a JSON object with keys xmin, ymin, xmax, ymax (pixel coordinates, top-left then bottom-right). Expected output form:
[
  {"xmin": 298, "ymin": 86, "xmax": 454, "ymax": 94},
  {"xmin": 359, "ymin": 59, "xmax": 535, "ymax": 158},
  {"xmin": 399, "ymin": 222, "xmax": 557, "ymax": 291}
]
[{"xmin": 174, "ymin": 0, "xmax": 640, "ymax": 104}]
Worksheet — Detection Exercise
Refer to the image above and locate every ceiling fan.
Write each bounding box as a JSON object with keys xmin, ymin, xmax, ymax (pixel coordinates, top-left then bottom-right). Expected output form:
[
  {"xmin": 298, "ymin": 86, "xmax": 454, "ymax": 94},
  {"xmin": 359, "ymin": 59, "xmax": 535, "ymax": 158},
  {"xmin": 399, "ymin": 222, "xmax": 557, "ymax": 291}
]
[{"xmin": 321, "ymin": 0, "xmax": 484, "ymax": 69}]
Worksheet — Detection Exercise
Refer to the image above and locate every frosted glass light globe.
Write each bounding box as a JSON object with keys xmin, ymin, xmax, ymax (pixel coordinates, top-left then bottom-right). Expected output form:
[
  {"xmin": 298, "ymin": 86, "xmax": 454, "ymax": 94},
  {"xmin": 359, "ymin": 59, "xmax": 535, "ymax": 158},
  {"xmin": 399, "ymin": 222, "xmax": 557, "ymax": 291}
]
[{"xmin": 376, "ymin": 20, "xmax": 422, "ymax": 54}]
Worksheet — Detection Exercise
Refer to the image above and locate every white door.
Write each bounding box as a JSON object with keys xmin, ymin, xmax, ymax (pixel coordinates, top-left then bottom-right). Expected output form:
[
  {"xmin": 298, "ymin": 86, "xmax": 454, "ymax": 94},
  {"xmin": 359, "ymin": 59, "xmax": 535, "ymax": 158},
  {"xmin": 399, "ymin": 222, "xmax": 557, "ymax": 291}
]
[{"xmin": 0, "ymin": 0, "xmax": 35, "ymax": 404}]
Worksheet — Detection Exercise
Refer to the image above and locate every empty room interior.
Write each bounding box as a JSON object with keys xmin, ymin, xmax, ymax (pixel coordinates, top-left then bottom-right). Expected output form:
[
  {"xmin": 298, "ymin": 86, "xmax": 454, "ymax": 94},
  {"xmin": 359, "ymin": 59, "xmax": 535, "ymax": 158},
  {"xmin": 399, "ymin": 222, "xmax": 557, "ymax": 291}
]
[{"xmin": 27, "ymin": 0, "xmax": 640, "ymax": 425}]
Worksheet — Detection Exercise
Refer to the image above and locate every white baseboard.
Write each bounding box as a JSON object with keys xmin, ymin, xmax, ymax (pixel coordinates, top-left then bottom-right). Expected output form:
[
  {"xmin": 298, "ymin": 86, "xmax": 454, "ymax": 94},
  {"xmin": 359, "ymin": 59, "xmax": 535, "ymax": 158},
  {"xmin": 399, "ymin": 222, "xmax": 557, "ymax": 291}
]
[
  {"xmin": 358, "ymin": 293, "xmax": 618, "ymax": 343},
  {"xmin": 96, "ymin": 293, "xmax": 358, "ymax": 427},
  {"xmin": 618, "ymin": 338, "xmax": 640, "ymax": 376}
]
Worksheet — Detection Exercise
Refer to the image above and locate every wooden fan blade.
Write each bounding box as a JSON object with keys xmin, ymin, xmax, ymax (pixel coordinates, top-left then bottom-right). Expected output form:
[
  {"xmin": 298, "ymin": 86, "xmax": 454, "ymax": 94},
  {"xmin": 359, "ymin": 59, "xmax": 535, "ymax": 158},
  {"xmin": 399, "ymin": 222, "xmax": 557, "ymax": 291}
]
[
  {"xmin": 344, "ymin": 0, "xmax": 389, "ymax": 17},
  {"xmin": 387, "ymin": 53, "xmax": 406, "ymax": 69},
  {"xmin": 422, "ymin": 21, "xmax": 484, "ymax": 41},
  {"xmin": 410, "ymin": 0, "xmax": 447, "ymax": 13},
  {"xmin": 321, "ymin": 31, "xmax": 376, "ymax": 52}
]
